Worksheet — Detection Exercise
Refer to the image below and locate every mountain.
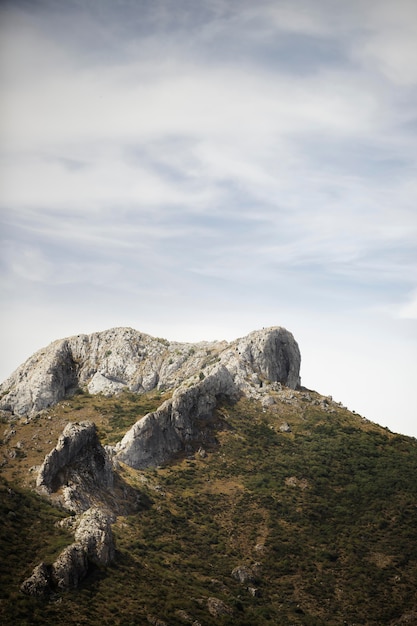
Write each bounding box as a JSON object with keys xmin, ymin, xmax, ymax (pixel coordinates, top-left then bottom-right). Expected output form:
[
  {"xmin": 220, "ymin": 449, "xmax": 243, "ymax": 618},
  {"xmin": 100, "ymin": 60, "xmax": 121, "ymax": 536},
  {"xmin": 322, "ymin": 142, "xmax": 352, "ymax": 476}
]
[
  {"xmin": 0, "ymin": 326, "xmax": 300, "ymax": 417},
  {"xmin": 1, "ymin": 326, "xmax": 417, "ymax": 626}
]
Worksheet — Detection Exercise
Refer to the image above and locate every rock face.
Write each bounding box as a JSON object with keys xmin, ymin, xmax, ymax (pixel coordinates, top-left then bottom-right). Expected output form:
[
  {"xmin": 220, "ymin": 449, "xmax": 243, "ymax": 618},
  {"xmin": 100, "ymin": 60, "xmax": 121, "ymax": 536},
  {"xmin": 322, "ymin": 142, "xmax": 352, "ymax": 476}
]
[
  {"xmin": 21, "ymin": 507, "xmax": 114, "ymax": 596},
  {"xmin": 36, "ymin": 421, "xmax": 114, "ymax": 512},
  {"xmin": 0, "ymin": 326, "xmax": 300, "ymax": 418},
  {"xmin": 231, "ymin": 565, "xmax": 257, "ymax": 584},
  {"xmin": 111, "ymin": 327, "xmax": 300, "ymax": 470},
  {"xmin": 20, "ymin": 563, "xmax": 52, "ymax": 597},
  {"xmin": 21, "ymin": 423, "xmax": 116, "ymax": 597},
  {"xmin": 74, "ymin": 507, "xmax": 115, "ymax": 566},
  {"xmin": 220, "ymin": 327, "xmax": 300, "ymax": 391},
  {"xmin": 207, "ymin": 597, "xmax": 234, "ymax": 617},
  {"xmin": 50, "ymin": 543, "xmax": 89, "ymax": 591},
  {"xmin": 114, "ymin": 364, "xmax": 238, "ymax": 468}
]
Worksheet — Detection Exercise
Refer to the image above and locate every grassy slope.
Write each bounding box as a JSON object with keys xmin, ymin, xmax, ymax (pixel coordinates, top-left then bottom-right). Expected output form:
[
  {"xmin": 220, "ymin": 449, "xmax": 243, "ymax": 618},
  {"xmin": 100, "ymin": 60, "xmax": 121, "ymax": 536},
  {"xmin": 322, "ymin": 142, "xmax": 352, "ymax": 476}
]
[{"xmin": 1, "ymin": 391, "xmax": 417, "ymax": 625}]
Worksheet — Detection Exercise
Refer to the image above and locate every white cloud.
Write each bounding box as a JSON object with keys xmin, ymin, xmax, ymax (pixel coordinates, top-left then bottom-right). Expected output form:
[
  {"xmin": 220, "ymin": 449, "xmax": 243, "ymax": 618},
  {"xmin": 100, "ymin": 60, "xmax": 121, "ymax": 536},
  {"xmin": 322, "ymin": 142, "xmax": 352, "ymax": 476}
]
[
  {"xmin": 1, "ymin": 59, "xmax": 381, "ymax": 151},
  {"xmin": 0, "ymin": 147, "xmax": 214, "ymax": 211},
  {"xmin": 398, "ymin": 290, "xmax": 417, "ymax": 319},
  {"xmin": 353, "ymin": 0, "xmax": 417, "ymax": 85},
  {"xmin": 0, "ymin": 0, "xmax": 416, "ymax": 437}
]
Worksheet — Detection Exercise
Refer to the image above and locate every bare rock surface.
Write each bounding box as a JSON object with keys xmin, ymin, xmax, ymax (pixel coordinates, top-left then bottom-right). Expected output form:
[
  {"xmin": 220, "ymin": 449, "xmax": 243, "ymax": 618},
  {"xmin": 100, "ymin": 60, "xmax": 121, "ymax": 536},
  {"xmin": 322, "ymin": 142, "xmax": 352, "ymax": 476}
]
[
  {"xmin": 231, "ymin": 565, "xmax": 257, "ymax": 584},
  {"xmin": 114, "ymin": 364, "xmax": 238, "ymax": 468},
  {"xmin": 1, "ymin": 326, "xmax": 300, "ymax": 418},
  {"xmin": 21, "ymin": 506, "xmax": 115, "ymax": 596},
  {"xmin": 36, "ymin": 421, "xmax": 114, "ymax": 512},
  {"xmin": 113, "ymin": 327, "xmax": 300, "ymax": 469},
  {"xmin": 219, "ymin": 326, "xmax": 300, "ymax": 391},
  {"xmin": 20, "ymin": 562, "xmax": 51, "ymax": 597},
  {"xmin": 74, "ymin": 507, "xmax": 115, "ymax": 566},
  {"xmin": 50, "ymin": 542, "xmax": 89, "ymax": 591},
  {"xmin": 21, "ymin": 423, "xmax": 117, "ymax": 597},
  {"xmin": 207, "ymin": 596, "xmax": 234, "ymax": 617}
]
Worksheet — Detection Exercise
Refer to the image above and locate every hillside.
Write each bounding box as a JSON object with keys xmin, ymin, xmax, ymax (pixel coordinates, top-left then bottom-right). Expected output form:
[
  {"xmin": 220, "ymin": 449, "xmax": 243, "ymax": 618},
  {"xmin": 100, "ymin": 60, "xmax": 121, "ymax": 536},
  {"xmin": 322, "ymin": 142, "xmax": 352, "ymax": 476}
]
[{"xmin": 1, "ymin": 328, "xmax": 417, "ymax": 625}]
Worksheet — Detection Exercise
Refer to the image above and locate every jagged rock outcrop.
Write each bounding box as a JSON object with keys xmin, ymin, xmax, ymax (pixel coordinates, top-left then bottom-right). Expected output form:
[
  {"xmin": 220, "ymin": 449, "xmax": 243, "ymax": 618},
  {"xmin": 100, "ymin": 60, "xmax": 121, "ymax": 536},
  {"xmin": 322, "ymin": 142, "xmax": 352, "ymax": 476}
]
[
  {"xmin": 231, "ymin": 565, "xmax": 257, "ymax": 584},
  {"xmin": 219, "ymin": 327, "xmax": 300, "ymax": 391},
  {"xmin": 207, "ymin": 597, "xmax": 234, "ymax": 617},
  {"xmin": 21, "ymin": 506, "xmax": 115, "ymax": 596},
  {"xmin": 74, "ymin": 507, "xmax": 115, "ymax": 566},
  {"xmin": 0, "ymin": 326, "xmax": 300, "ymax": 418},
  {"xmin": 114, "ymin": 364, "xmax": 238, "ymax": 468},
  {"xmin": 20, "ymin": 563, "xmax": 52, "ymax": 597},
  {"xmin": 36, "ymin": 421, "xmax": 114, "ymax": 512},
  {"xmin": 112, "ymin": 327, "xmax": 300, "ymax": 470},
  {"xmin": 50, "ymin": 542, "xmax": 89, "ymax": 591},
  {"xmin": 21, "ymin": 419, "xmax": 117, "ymax": 597}
]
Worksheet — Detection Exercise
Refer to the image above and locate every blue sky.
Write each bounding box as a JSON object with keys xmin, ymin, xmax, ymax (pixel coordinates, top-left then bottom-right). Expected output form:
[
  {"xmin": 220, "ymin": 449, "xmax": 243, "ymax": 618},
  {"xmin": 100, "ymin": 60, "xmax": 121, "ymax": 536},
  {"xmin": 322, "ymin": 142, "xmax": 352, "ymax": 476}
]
[{"xmin": 1, "ymin": 0, "xmax": 416, "ymax": 436}]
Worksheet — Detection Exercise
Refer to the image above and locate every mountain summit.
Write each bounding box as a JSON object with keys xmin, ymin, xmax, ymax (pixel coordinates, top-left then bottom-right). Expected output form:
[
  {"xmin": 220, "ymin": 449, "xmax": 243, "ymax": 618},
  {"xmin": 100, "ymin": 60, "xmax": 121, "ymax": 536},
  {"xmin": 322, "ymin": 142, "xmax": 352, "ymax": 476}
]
[{"xmin": 0, "ymin": 326, "xmax": 300, "ymax": 418}]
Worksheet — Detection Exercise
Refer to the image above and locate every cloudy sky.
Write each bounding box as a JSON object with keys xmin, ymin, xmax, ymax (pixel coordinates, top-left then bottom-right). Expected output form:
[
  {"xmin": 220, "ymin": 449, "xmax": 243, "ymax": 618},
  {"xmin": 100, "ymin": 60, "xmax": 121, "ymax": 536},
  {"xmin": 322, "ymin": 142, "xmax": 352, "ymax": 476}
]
[{"xmin": 1, "ymin": 0, "xmax": 416, "ymax": 436}]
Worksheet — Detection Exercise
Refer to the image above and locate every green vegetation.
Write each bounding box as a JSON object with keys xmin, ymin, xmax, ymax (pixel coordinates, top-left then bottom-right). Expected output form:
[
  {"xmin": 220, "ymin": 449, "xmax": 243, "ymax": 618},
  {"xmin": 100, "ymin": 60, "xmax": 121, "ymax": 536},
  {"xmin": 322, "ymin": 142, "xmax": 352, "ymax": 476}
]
[
  {"xmin": 0, "ymin": 389, "xmax": 172, "ymax": 487},
  {"xmin": 0, "ymin": 478, "xmax": 73, "ymax": 599},
  {"xmin": 1, "ymin": 393, "xmax": 417, "ymax": 625}
]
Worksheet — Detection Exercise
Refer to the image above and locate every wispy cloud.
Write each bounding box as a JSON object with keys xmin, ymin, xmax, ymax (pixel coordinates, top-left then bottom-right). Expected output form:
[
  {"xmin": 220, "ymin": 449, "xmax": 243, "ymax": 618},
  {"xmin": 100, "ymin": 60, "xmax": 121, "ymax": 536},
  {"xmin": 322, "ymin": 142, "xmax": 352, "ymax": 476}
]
[
  {"xmin": 398, "ymin": 290, "xmax": 417, "ymax": 319},
  {"xmin": 0, "ymin": 0, "xmax": 416, "ymax": 434}
]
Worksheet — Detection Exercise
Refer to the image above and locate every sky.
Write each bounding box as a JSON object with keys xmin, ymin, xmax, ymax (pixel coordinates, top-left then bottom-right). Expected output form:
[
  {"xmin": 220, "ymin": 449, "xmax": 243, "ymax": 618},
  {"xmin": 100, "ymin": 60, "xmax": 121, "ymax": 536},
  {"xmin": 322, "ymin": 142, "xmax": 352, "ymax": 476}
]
[{"xmin": 1, "ymin": 0, "xmax": 416, "ymax": 436}]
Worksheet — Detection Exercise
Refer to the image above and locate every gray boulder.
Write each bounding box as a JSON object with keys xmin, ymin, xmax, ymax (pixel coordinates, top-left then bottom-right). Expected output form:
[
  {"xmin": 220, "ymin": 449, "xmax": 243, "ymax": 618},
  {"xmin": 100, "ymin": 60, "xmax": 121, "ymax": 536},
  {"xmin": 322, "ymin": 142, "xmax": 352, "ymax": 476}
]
[
  {"xmin": 207, "ymin": 597, "xmax": 233, "ymax": 617},
  {"xmin": 50, "ymin": 543, "xmax": 88, "ymax": 591},
  {"xmin": 20, "ymin": 562, "xmax": 51, "ymax": 597},
  {"xmin": 231, "ymin": 565, "xmax": 256, "ymax": 584},
  {"xmin": 74, "ymin": 507, "xmax": 115, "ymax": 566}
]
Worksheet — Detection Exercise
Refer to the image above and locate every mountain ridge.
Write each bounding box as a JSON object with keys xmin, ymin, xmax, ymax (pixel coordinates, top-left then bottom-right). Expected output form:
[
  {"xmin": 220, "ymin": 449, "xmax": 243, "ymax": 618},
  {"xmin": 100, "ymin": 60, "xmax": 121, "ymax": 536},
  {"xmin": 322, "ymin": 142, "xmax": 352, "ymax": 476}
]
[{"xmin": 0, "ymin": 325, "xmax": 300, "ymax": 418}]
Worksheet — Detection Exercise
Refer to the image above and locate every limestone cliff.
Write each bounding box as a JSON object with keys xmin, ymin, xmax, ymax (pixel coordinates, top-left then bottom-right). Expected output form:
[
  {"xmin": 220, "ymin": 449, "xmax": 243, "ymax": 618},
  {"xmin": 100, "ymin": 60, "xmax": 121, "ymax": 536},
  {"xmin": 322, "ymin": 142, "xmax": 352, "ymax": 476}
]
[
  {"xmin": 111, "ymin": 325, "xmax": 301, "ymax": 469},
  {"xmin": 113, "ymin": 364, "xmax": 238, "ymax": 468},
  {"xmin": 36, "ymin": 421, "xmax": 114, "ymax": 512},
  {"xmin": 0, "ymin": 326, "xmax": 300, "ymax": 418},
  {"xmin": 21, "ymin": 421, "xmax": 120, "ymax": 597}
]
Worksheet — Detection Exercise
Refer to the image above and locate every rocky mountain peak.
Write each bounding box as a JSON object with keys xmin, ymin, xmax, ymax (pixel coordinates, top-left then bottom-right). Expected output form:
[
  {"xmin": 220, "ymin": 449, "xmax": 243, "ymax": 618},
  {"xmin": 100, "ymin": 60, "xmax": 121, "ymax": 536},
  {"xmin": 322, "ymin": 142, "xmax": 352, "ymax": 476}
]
[{"xmin": 0, "ymin": 325, "xmax": 301, "ymax": 418}]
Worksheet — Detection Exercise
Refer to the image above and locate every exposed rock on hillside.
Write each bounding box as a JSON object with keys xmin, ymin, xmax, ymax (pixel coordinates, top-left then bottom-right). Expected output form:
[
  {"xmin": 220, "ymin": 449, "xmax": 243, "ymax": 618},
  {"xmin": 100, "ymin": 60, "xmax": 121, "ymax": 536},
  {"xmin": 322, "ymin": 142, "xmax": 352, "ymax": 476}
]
[
  {"xmin": 0, "ymin": 326, "xmax": 300, "ymax": 418},
  {"xmin": 50, "ymin": 542, "xmax": 89, "ymax": 591},
  {"xmin": 112, "ymin": 327, "xmax": 300, "ymax": 470},
  {"xmin": 231, "ymin": 565, "xmax": 258, "ymax": 584},
  {"xmin": 114, "ymin": 364, "xmax": 238, "ymax": 468},
  {"xmin": 220, "ymin": 327, "xmax": 300, "ymax": 391},
  {"xmin": 207, "ymin": 597, "xmax": 234, "ymax": 617},
  {"xmin": 74, "ymin": 507, "xmax": 115, "ymax": 566},
  {"xmin": 20, "ymin": 421, "xmax": 119, "ymax": 597},
  {"xmin": 20, "ymin": 563, "xmax": 52, "ymax": 598},
  {"xmin": 21, "ymin": 416, "xmax": 118, "ymax": 597},
  {"xmin": 21, "ymin": 507, "xmax": 115, "ymax": 596},
  {"xmin": 36, "ymin": 421, "xmax": 114, "ymax": 512}
]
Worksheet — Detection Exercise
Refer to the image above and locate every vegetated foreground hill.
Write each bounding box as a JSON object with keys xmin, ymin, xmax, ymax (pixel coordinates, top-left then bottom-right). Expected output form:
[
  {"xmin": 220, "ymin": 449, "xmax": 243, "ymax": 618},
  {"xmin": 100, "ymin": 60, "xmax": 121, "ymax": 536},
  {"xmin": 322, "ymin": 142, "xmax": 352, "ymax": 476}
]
[{"xmin": 1, "ymin": 388, "xmax": 417, "ymax": 626}]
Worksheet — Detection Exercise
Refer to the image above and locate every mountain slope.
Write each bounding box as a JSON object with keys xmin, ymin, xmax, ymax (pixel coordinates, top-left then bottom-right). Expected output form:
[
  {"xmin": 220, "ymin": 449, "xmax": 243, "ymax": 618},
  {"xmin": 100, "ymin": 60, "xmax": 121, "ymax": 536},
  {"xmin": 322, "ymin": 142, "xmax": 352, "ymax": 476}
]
[{"xmin": 1, "ymin": 327, "xmax": 417, "ymax": 625}]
